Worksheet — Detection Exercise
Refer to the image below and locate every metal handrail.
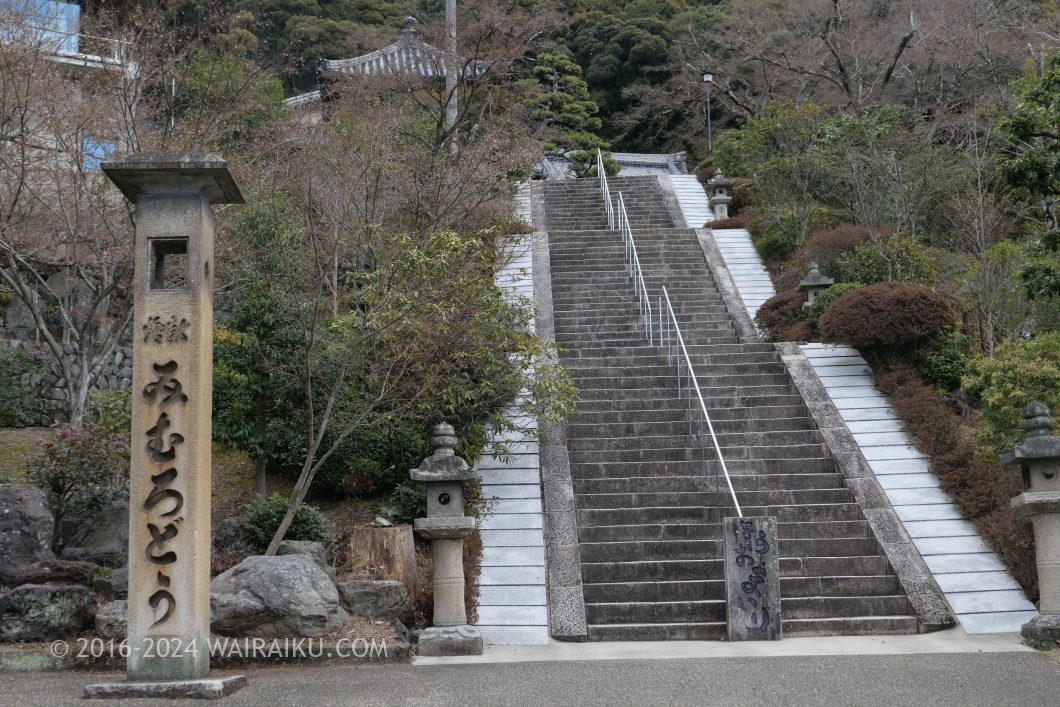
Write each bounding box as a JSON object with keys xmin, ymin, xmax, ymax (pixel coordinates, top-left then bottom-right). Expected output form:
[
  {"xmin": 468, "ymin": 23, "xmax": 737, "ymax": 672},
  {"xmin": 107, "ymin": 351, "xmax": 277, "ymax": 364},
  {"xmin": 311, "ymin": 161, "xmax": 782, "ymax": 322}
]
[
  {"xmin": 659, "ymin": 286, "xmax": 742, "ymax": 517},
  {"xmin": 597, "ymin": 148, "xmax": 614, "ymax": 230},
  {"xmin": 616, "ymin": 193, "xmax": 653, "ymax": 345}
]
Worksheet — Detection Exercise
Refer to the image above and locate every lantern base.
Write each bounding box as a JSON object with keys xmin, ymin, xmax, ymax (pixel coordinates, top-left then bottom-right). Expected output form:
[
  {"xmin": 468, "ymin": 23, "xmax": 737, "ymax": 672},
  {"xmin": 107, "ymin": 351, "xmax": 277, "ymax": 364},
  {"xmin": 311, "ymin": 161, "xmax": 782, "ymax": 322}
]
[
  {"xmin": 417, "ymin": 625, "xmax": 483, "ymax": 656},
  {"xmin": 1021, "ymin": 614, "xmax": 1060, "ymax": 648}
]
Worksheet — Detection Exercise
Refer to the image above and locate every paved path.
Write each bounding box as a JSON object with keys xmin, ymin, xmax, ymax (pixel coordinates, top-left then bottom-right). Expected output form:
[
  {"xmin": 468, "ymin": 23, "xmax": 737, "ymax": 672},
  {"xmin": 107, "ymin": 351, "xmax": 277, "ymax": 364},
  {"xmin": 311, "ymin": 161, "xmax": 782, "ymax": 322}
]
[
  {"xmin": 473, "ymin": 212, "xmax": 550, "ymax": 645},
  {"xmin": 9, "ymin": 650, "xmax": 1059, "ymax": 706}
]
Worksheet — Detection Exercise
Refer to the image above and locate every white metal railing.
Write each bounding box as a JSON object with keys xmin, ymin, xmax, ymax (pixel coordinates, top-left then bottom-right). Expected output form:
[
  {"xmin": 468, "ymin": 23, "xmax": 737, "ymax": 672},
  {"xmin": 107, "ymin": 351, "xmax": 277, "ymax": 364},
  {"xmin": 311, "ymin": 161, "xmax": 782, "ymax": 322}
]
[
  {"xmin": 659, "ymin": 286, "xmax": 742, "ymax": 518},
  {"xmin": 597, "ymin": 148, "xmax": 614, "ymax": 230},
  {"xmin": 616, "ymin": 192, "xmax": 653, "ymax": 345}
]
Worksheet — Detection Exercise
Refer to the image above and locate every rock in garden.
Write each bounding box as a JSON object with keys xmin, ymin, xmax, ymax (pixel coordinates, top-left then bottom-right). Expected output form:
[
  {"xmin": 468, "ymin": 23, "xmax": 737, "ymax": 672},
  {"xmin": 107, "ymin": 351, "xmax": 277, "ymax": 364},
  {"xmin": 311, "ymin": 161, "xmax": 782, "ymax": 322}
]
[
  {"xmin": 95, "ymin": 600, "xmax": 127, "ymax": 641},
  {"xmin": 276, "ymin": 540, "xmax": 332, "ymax": 577},
  {"xmin": 0, "ymin": 484, "xmax": 55, "ymax": 584},
  {"xmin": 336, "ymin": 580, "xmax": 413, "ymax": 623},
  {"xmin": 213, "ymin": 516, "xmax": 252, "ymax": 556},
  {"xmin": 12, "ymin": 559, "xmax": 99, "ymax": 587},
  {"xmin": 66, "ymin": 498, "xmax": 128, "ymax": 566},
  {"xmin": 94, "ymin": 566, "xmax": 128, "ymax": 601},
  {"xmin": 210, "ymin": 554, "xmax": 347, "ymax": 638},
  {"xmin": 0, "ymin": 584, "xmax": 95, "ymax": 642}
]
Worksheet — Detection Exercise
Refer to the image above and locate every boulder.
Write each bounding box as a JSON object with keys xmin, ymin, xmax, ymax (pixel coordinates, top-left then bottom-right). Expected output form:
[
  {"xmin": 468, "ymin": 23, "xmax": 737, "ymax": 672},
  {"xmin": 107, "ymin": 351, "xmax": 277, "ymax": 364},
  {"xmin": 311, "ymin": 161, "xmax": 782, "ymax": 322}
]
[
  {"xmin": 94, "ymin": 566, "xmax": 128, "ymax": 601},
  {"xmin": 66, "ymin": 498, "xmax": 128, "ymax": 566},
  {"xmin": 12, "ymin": 558, "xmax": 98, "ymax": 587},
  {"xmin": 95, "ymin": 600, "xmax": 128, "ymax": 641},
  {"xmin": 336, "ymin": 580, "xmax": 413, "ymax": 623},
  {"xmin": 276, "ymin": 540, "xmax": 332, "ymax": 578},
  {"xmin": 0, "ymin": 584, "xmax": 95, "ymax": 642},
  {"xmin": 0, "ymin": 485, "xmax": 55, "ymax": 584},
  {"xmin": 210, "ymin": 555, "xmax": 347, "ymax": 638}
]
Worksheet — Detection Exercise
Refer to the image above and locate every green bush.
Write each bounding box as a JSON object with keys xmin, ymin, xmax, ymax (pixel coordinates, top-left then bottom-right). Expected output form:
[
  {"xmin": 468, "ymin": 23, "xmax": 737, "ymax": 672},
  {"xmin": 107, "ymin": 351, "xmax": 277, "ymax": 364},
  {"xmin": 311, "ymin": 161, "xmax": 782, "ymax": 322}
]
[
  {"xmin": 833, "ymin": 238, "xmax": 938, "ymax": 285},
  {"xmin": 752, "ymin": 211, "xmax": 804, "ymax": 261},
  {"xmin": 963, "ymin": 332, "xmax": 1060, "ymax": 453},
  {"xmin": 819, "ymin": 282, "xmax": 955, "ymax": 358},
  {"xmin": 920, "ymin": 331, "xmax": 975, "ymax": 391},
  {"xmin": 805, "ymin": 283, "xmax": 862, "ymax": 338},
  {"xmin": 25, "ymin": 423, "xmax": 129, "ymax": 550},
  {"xmin": 0, "ymin": 347, "xmax": 43, "ymax": 426},
  {"xmin": 86, "ymin": 388, "xmax": 132, "ymax": 436},
  {"xmin": 244, "ymin": 492, "xmax": 329, "ymax": 554}
]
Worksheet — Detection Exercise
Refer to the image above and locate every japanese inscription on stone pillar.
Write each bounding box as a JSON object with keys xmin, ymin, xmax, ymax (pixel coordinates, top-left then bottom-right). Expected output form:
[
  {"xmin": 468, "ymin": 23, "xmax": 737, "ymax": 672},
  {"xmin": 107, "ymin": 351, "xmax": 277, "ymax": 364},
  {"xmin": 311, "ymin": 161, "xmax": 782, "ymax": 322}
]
[
  {"xmin": 723, "ymin": 515, "xmax": 781, "ymax": 641},
  {"xmin": 103, "ymin": 152, "xmax": 243, "ymax": 682}
]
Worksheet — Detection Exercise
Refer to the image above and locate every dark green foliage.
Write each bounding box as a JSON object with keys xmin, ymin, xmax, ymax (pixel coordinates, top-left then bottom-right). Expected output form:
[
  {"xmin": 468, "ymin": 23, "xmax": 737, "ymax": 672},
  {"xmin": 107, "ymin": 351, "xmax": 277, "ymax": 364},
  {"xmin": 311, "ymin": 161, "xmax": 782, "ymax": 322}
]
[
  {"xmin": 920, "ymin": 331, "xmax": 974, "ymax": 391},
  {"xmin": 805, "ymin": 283, "xmax": 861, "ymax": 338},
  {"xmin": 86, "ymin": 389, "xmax": 132, "ymax": 437},
  {"xmin": 244, "ymin": 492, "xmax": 329, "ymax": 553},
  {"xmin": 752, "ymin": 210, "xmax": 805, "ymax": 262},
  {"xmin": 875, "ymin": 364, "xmax": 1037, "ymax": 600},
  {"xmin": 26, "ymin": 424, "xmax": 129, "ymax": 550},
  {"xmin": 518, "ymin": 52, "xmax": 607, "ymax": 152},
  {"xmin": 0, "ymin": 347, "xmax": 42, "ymax": 427},
  {"xmin": 819, "ymin": 282, "xmax": 955, "ymax": 357},
  {"xmin": 963, "ymin": 332, "xmax": 1060, "ymax": 453},
  {"xmin": 378, "ymin": 480, "xmax": 427, "ymax": 525},
  {"xmin": 754, "ymin": 289, "xmax": 808, "ymax": 342}
]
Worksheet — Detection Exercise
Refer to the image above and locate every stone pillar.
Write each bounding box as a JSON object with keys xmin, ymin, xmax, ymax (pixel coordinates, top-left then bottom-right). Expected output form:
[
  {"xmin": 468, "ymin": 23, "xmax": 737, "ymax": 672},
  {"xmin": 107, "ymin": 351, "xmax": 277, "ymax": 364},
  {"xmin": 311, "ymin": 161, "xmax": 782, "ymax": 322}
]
[
  {"xmin": 723, "ymin": 516, "xmax": 781, "ymax": 641},
  {"xmin": 88, "ymin": 152, "xmax": 245, "ymax": 696},
  {"xmin": 1005, "ymin": 402, "xmax": 1060, "ymax": 644},
  {"xmin": 411, "ymin": 423, "xmax": 483, "ymax": 656}
]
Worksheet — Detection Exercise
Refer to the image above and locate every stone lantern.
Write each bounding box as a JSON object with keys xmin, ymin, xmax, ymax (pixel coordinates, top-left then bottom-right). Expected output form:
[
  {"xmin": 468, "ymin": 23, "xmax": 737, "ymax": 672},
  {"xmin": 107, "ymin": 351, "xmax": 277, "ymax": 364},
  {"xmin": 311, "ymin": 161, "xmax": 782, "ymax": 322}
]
[
  {"xmin": 1004, "ymin": 401, "xmax": 1060, "ymax": 644},
  {"xmin": 410, "ymin": 423, "xmax": 483, "ymax": 656},
  {"xmin": 707, "ymin": 169, "xmax": 735, "ymax": 221},
  {"xmin": 797, "ymin": 263, "xmax": 834, "ymax": 308}
]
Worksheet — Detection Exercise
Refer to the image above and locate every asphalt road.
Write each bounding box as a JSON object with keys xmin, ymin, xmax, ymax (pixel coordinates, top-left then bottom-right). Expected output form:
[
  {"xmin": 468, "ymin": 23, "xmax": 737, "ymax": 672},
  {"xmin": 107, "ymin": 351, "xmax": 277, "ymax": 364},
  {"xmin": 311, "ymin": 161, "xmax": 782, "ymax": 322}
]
[{"xmin": 4, "ymin": 652, "xmax": 1060, "ymax": 706}]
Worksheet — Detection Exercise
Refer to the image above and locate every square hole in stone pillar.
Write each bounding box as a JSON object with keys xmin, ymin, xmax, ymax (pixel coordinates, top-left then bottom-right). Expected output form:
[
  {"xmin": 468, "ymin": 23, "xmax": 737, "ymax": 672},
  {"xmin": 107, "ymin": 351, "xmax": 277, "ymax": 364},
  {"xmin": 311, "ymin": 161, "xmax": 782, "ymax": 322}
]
[{"xmin": 149, "ymin": 238, "xmax": 189, "ymax": 290}]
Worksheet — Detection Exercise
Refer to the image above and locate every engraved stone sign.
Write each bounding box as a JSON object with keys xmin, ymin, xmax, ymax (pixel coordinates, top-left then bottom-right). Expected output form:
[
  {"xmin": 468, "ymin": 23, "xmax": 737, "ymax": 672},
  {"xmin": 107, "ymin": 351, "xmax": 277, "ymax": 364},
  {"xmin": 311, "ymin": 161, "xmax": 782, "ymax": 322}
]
[
  {"xmin": 100, "ymin": 152, "xmax": 243, "ymax": 685},
  {"xmin": 723, "ymin": 515, "xmax": 781, "ymax": 641}
]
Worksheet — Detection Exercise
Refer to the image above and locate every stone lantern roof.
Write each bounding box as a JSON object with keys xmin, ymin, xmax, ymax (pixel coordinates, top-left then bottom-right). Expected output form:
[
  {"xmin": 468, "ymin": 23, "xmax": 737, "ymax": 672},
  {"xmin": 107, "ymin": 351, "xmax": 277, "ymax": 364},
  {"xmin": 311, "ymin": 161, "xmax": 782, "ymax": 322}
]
[
  {"xmin": 797, "ymin": 263, "xmax": 834, "ymax": 292},
  {"xmin": 707, "ymin": 169, "xmax": 734, "ymax": 188}
]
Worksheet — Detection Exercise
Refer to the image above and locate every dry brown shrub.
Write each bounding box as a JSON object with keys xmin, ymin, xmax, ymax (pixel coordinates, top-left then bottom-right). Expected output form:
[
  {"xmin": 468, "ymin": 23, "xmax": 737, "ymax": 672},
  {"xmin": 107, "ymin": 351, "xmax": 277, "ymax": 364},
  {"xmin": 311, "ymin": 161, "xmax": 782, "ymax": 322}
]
[
  {"xmin": 819, "ymin": 282, "xmax": 954, "ymax": 356},
  {"xmin": 755, "ymin": 289, "xmax": 807, "ymax": 341}
]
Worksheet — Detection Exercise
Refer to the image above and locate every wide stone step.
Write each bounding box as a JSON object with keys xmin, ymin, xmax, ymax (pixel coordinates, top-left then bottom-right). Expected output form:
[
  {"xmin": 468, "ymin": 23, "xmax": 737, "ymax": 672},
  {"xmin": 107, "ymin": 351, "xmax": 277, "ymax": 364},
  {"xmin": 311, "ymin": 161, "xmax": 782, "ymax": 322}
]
[
  {"xmin": 566, "ymin": 417, "xmax": 818, "ymax": 438},
  {"xmin": 566, "ymin": 430, "xmax": 823, "ymax": 452},
  {"xmin": 781, "ymin": 555, "xmax": 891, "ymax": 577},
  {"xmin": 781, "ymin": 595, "xmax": 910, "ymax": 620},
  {"xmin": 581, "ymin": 559, "xmax": 720, "ymax": 583},
  {"xmin": 741, "ymin": 503, "xmax": 866, "ymax": 524},
  {"xmin": 586, "ymin": 623, "xmax": 726, "ymax": 641},
  {"xmin": 585, "ymin": 599, "xmax": 726, "ymax": 625},
  {"xmin": 576, "ymin": 491, "xmax": 714, "ymax": 510},
  {"xmin": 779, "ymin": 520, "xmax": 875, "ymax": 540},
  {"xmin": 782, "ymin": 575, "xmax": 900, "ymax": 597},
  {"xmin": 569, "ymin": 383, "xmax": 794, "ymax": 402},
  {"xmin": 782, "ymin": 616, "xmax": 919, "ymax": 637},
  {"xmin": 567, "ymin": 442, "xmax": 829, "ymax": 464},
  {"xmin": 577, "ymin": 506, "xmax": 715, "ymax": 527},
  {"xmin": 569, "ymin": 406, "xmax": 810, "ymax": 425},
  {"xmin": 579, "ymin": 539, "xmax": 722, "ymax": 562},
  {"xmin": 557, "ymin": 324, "xmax": 735, "ymax": 339},
  {"xmin": 570, "ymin": 457, "xmax": 837, "ymax": 479},
  {"xmin": 578, "ymin": 523, "xmax": 718, "ymax": 543},
  {"xmin": 583, "ymin": 580, "xmax": 725, "ymax": 603}
]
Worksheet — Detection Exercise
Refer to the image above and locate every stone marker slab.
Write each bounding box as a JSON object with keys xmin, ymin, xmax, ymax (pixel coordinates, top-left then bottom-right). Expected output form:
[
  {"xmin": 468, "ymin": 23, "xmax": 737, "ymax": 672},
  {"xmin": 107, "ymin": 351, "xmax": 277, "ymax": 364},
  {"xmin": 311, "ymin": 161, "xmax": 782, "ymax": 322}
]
[
  {"xmin": 84, "ymin": 676, "xmax": 247, "ymax": 700},
  {"xmin": 723, "ymin": 516, "xmax": 781, "ymax": 641}
]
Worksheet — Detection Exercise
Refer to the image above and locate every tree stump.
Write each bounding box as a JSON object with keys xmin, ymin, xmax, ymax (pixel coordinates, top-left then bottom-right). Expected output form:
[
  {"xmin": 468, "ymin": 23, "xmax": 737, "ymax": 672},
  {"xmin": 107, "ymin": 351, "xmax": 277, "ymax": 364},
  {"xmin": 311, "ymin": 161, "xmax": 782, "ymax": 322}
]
[{"xmin": 348, "ymin": 525, "xmax": 419, "ymax": 597}]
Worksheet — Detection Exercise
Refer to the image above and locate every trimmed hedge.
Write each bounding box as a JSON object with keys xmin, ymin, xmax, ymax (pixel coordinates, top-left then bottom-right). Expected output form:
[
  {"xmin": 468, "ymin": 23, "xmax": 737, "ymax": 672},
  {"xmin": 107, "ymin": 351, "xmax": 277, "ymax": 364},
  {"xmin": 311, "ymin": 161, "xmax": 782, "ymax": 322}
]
[
  {"xmin": 754, "ymin": 289, "xmax": 808, "ymax": 342},
  {"xmin": 819, "ymin": 282, "xmax": 955, "ymax": 357}
]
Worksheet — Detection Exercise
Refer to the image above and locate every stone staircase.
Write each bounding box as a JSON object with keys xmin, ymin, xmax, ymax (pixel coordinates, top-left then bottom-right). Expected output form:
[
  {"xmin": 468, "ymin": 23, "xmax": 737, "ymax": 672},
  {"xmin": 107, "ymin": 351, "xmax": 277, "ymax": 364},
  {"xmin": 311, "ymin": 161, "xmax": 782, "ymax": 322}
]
[{"xmin": 544, "ymin": 176, "xmax": 919, "ymax": 640}]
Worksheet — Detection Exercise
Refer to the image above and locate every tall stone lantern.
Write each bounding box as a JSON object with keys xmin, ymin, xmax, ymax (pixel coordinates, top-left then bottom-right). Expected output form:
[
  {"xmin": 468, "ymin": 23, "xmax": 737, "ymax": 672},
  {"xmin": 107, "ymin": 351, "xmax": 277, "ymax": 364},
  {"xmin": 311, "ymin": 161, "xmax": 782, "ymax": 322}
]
[
  {"xmin": 707, "ymin": 169, "xmax": 735, "ymax": 221},
  {"xmin": 1004, "ymin": 401, "xmax": 1060, "ymax": 644},
  {"xmin": 410, "ymin": 423, "xmax": 483, "ymax": 656}
]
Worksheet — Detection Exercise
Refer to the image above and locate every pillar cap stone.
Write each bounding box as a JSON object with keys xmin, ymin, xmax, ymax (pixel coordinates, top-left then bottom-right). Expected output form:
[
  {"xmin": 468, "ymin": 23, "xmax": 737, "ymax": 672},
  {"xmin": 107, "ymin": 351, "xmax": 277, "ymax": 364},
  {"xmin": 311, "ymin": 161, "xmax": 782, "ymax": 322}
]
[
  {"xmin": 409, "ymin": 422, "xmax": 476, "ymax": 482},
  {"xmin": 707, "ymin": 169, "xmax": 734, "ymax": 187},
  {"xmin": 102, "ymin": 151, "xmax": 245, "ymax": 205}
]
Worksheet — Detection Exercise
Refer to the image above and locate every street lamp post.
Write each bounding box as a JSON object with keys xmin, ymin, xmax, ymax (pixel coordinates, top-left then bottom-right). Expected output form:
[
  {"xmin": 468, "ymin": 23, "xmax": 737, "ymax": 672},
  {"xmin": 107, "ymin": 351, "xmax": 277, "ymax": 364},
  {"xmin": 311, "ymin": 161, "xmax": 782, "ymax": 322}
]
[{"xmin": 703, "ymin": 72, "xmax": 714, "ymax": 162}]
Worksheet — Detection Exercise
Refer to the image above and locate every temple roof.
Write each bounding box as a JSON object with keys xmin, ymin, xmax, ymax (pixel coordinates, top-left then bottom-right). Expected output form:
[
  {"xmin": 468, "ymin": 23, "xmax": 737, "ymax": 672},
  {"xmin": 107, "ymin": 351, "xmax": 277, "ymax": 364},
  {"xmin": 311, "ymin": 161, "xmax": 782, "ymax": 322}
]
[{"xmin": 321, "ymin": 16, "xmax": 488, "ymax": 80}]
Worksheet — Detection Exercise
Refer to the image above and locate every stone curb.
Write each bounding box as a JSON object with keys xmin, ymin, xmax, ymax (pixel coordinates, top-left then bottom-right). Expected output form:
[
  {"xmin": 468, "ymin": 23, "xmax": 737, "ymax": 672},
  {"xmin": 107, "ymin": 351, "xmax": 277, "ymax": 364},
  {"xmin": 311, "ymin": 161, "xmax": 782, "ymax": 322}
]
[
  {"xmin": 532, "ymin": 183, "xmax": 588, "ymax": 641},
  {"xmin": 774, "ymin": 342, "xmax": 956, "ymax": 632},
  {"xmin": 0, "ymin": 639, "xmax": 411, "ymax": 673}
]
